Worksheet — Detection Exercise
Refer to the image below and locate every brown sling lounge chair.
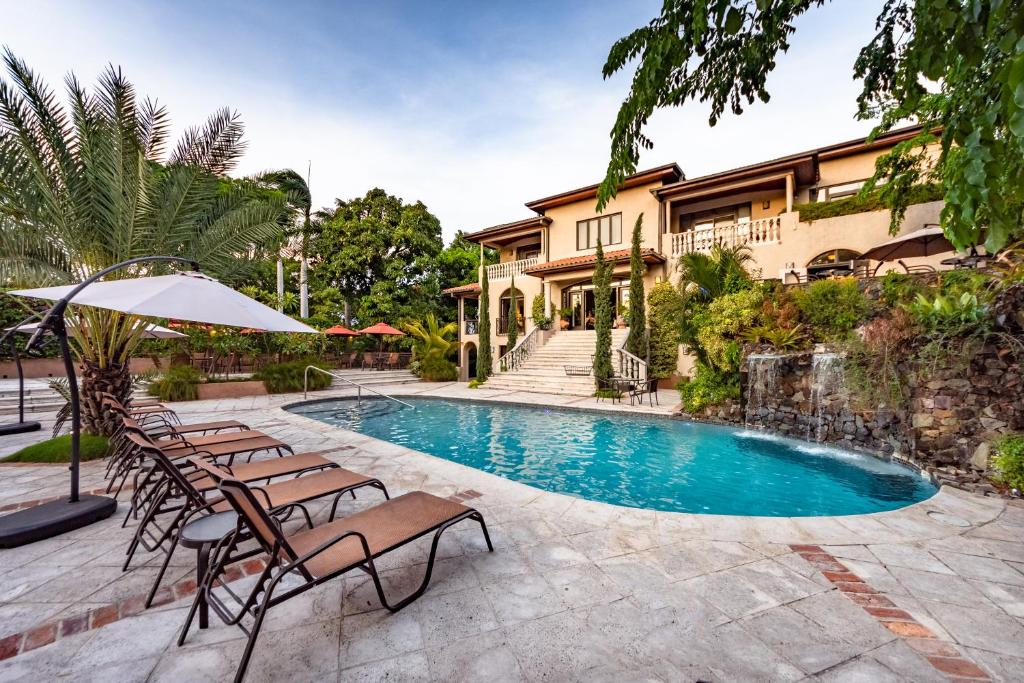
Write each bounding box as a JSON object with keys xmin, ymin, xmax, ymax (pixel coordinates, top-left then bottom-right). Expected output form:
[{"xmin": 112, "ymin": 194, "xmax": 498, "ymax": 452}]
[
  {"xmin": 181, "ymin": 476, "xmax": 493, "ymax": 683},
  {"xmin": 121, "ymin": 434, "xmax": 387, "ymax": 607}
]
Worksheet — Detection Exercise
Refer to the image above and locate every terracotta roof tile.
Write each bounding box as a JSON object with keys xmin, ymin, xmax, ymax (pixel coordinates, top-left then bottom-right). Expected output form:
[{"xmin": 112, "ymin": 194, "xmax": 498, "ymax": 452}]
[
  {"xmin": 524, "ymin": 248, "xmax": 664, "ymax": 275},
  {"xmin": 442, "ymin": 282, "xmax": 481, "ymax": 295}
]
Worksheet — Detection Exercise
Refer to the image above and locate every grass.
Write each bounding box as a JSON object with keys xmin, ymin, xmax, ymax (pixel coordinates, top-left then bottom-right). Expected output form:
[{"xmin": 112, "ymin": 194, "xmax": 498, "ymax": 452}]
[{"xmin": 2, "ymin": 434, "xmax": 109, "ymax": 463}]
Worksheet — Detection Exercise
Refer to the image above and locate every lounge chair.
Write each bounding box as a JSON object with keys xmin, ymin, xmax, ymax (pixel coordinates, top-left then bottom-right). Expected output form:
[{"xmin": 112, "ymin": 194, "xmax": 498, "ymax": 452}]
[
  {"xmin": 182, "ymin": 476, "xmax": 492, "ymax": 682},
  {"xmin": 121, "ymin": 433, "xmax": 384, "ymax": 606},
  {"xmin": 103, "ymin": 395, "xmax": 249, "ymax": 439}
]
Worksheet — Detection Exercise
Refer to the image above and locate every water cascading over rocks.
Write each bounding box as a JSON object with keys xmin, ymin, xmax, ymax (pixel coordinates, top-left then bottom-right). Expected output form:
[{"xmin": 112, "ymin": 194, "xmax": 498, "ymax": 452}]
[
  {"xmin": 808, "ymin": 352, "xmax": 849, "ymax": 442},
  {"xmin": 745, "ymin": 354, "xmax": 782, "ymax": 426}
]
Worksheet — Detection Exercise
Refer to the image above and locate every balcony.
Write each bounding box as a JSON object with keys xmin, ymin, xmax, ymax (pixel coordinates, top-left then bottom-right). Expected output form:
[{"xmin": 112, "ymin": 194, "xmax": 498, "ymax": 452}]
[
  {"xmin": 485, "ymin": 257, "xmax": 539, "ymax": 280},
  {"xmin": 464, "ymin": 318, "xmax": 478, "ymax": 335},
  {"xmin": 670, "ymin": 216, "xmax": 785, "ymax": 256}
]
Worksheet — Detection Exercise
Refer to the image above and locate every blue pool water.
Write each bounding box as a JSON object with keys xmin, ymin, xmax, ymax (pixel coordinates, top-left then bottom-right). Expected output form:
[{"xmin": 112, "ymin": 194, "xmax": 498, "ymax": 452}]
[{"xmin": 288, "ymin": 398, "xmax": 936, "ymax": 517}]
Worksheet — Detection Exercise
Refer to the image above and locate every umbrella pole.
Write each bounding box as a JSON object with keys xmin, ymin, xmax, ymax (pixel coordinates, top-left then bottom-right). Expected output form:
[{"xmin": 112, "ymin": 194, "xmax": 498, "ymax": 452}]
[
  {"xmin": 0, "ymin": 334, "xmax": 42, "ymax": 436},
  {"xmin": 0, "ymin": 255, "xmax": 199, "ymax": 548}
]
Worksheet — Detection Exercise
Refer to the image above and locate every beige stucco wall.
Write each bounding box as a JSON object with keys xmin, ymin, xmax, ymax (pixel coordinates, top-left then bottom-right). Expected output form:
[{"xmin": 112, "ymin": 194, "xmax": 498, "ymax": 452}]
[
  {"xmin": 737, "ymin": 200, "xmax": 945, "ymax": 279},
  {"xmin": 543, "ymin": 182, "xmax": 663, "ymax": 260},
  {"xmin": 668, "ymin": 187, "xmax": 788, "ymax": 231}
]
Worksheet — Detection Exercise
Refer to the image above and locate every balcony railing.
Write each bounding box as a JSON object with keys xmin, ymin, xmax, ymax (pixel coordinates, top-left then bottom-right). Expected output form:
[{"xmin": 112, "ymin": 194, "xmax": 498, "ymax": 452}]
[
  {"xmin": 671, "ymin": 216, "xmax": 784, "ymax": 256},
  {"xmin": 485, "ymin": 257, "xmax": 539, "ymax": 280},
  {"xmin": 464, "ymin": 318, "xmax": 478, "ymax": 335},
  {"xmin": 496, "ymin": 317, "xmax": 509, "ymax": 335}
]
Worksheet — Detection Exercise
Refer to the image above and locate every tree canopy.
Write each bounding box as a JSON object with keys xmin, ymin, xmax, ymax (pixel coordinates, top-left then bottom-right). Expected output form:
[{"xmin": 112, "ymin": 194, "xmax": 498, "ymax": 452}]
[{"xmin": 597, "ymin": 0, "xmax": 1024, "ymax": 252}]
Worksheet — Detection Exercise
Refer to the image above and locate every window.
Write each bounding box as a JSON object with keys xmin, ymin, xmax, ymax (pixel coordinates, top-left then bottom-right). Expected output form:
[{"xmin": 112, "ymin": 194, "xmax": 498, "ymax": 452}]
[
  {"xmin": 678, "ymin": 203, "xmax": 751, "ymax": 233},
  {"xmin": 516, "ymin": 244, "xmax": 541, "ymax": 260},
  {"xmin": 576, "ymin": 213, "xmax": 622, "ymax": 250}
]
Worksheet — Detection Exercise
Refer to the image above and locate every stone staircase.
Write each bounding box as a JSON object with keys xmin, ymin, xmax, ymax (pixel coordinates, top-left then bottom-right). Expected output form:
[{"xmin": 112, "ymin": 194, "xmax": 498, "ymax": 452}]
[{"xmin": 483, "ymin": 329, "xmax": 629, "ymax": 396}]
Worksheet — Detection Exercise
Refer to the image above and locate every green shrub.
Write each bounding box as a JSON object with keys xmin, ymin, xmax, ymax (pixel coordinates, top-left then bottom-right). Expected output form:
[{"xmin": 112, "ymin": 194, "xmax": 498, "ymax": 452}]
[
  {"xmin": 793, "ymin": 183, "xmax": 943, "ymax": 222},
  {"xmin": 2, "ymin": 434, "xmax": 109, "ymax": 463},
  {"xmin": 693, "ymin": 288, "xmax": 763, "ymax": 369},
  {"xmin": 147, "ymin": 365, "xmax": 203, "ymax": 402},
  {"xmin": 793, "ymin": 278, "xmax": 871, "ymax": 339},
  {"xmin": 993, "ymin": 435, "xmax": 1024, "ymax": 491},
  {"xmin": 880, "ymin": 272, "xmax": 927, "ymax": 306},
  {"xmin": 255, "ymin": 360, "xmax": 331, "ymax": 393},
  {"xmin": 594, "ymin": 388, "xmax": 623, "ymax": 400},
  {"xmin": 531, "ymin": 294, "xmax": 552, "ymax": 330},
  {"xmin": 678, "ymin": 363, "xmax": 740, "ymax": 413},
  {"xmin": 419, "ymin": 356, "xmax": 457, "ymax": 381},
  {"xmin": 647, "ymin": 281, "xmax": 684, "ymax": 379},
  {"xmin": 468, "ymin": 378, "xmax": 484, "ymax": 388}
]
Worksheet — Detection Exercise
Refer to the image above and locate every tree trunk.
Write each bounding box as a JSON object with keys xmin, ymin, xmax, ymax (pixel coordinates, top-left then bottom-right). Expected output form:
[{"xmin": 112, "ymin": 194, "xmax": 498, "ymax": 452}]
[{"xmin": 80, "ymin": 359, "xmax": 132, "ymax": 437}]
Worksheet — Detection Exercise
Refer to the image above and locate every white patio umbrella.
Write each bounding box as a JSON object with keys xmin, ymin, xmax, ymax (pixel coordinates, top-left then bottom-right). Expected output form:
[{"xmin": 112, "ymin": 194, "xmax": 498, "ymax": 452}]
[
  {"xmin": 12, "ymin": 320, "xmax": 187, "ymax": 339},
  {"xmin": 9, "ymin": 271, "xmax": 317, "ymax": 333}
]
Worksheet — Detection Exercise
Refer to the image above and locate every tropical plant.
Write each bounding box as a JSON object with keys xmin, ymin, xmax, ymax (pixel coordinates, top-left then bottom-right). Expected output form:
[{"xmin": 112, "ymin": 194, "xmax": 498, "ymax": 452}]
[
  {"xmin": 904, "ymin": 291, "xmax": 988, "ymax": 335},
  {"xmin": 595, "ymin": 1, "xmax": 1024, "ymax": 253},
  {"xmin": 678, "ymin": 362, "xmax": 740, "ymax": 413},
  {"xmin": 0, "ymin": 51, "xmax": 288, "ymax": 434},
  {"xmin": 477, "ymin": 264, "xmax": 492, "ymax": 381},
  {"xmin": 254, "ymin": 359, "xmax": 330, "ymax": 393},
  {"xmin": 677, "ymin": 244, "xmax": 753, "ymax": 302},
  {"xmin": 647, "ymin": 281, "xmax": 683, "ymax": 379},
  {"xmin": 147, "ymin": 365, "xmax": 204, "ymax": 402},
  {"xmin": 793, "ymin": 278, "xmax": 872, "ymax": 340},
  {"xmin": 992, "ymin": 434, "xmax": 1024, "ymax": 492},
  {"xmin": 592, "ymin": 241, "xmax": 613, "ymax": 384},
  {"xmin": 740, "ymin": 324, "xmax": 807, "ymax": 351},
  {"xmin": 625, "ymin": 214, "xmax": 647, "ymax": 356},
  {"xmin": 692, "ymin": 288, "xmax": 764, "ymax": 371},
  {"xmin": 405, "ymin": 313, "xmax": 459, "ymax": 364},
  {"xmin": 506, "ymin": 274, "xmax": 519, "ymax": 349},
  {"xmin": 531, "ymin": 293, "xmax": 551, "ymax": 330}
]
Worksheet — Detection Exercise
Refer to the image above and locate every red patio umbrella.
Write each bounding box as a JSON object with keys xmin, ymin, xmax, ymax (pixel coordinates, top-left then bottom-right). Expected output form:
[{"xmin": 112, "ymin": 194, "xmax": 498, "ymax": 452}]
[
  {"xmin": 358, "ymin": 322, "xmax": 406, "ymax": 351},
  {"xmin": 323, "ymin": 324, "xmax": 359, "ymax": 336}
]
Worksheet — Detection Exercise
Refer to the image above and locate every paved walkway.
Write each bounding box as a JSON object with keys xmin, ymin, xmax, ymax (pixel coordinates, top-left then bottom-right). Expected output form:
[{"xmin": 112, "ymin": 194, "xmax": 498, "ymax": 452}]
[{"xmin": 0, "ymin": 382, "xmax": 1021, "ymax": 681}]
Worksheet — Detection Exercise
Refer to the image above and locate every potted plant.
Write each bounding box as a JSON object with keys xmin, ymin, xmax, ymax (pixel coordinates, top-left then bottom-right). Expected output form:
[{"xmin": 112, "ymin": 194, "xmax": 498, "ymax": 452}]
[
  {"xmin": 558, "ymin": 307, "xmax": 573, "ymax": 330},
  {"xmin": 615, "ymin": 304, "xmax": 628, "ymax": 328}
]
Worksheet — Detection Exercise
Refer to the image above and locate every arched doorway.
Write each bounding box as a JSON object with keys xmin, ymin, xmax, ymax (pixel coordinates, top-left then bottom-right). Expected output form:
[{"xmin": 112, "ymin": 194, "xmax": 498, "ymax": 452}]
[
  {"xmin": 807, "ymin": 249, "xmax": 863, "ymax": 279},
  {"xmin": 463, "ymin": 341, "xmax": 478, "ymax": 381},
  {"xmin": 498, "ymin": 287, "xmax": 525, "ymax": 335}
]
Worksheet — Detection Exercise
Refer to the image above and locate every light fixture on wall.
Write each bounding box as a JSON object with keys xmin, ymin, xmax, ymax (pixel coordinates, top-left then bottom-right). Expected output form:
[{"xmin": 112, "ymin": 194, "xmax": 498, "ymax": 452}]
[{"xmin": 762, "ymin": 200, "xmax": 771, "ymax": 210}]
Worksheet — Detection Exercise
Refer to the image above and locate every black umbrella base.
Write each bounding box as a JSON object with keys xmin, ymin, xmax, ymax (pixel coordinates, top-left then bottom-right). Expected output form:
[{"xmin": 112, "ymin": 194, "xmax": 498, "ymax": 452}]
[
  {"xmin": 0, "ymin": 495, "xmax": 117, "ymax": 548},
  {"xmin": 0, "ymin": 421, "xmax": 41, "ymax": 436}
]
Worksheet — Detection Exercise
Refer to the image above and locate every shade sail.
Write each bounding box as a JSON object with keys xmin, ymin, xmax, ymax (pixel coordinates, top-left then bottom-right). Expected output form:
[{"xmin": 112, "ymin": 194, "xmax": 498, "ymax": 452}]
[
  {"xmin": 12, "ymin": 320, "xmax": 186, "ymax": 339},
  {"xmin": 358, "ymin": 322, "xmax": 405, "ymax": 336},
  {"xmin": 323, "ymin": 324, "xmax": 359, "ymax": 336},
  {"xmin": 862, "ymin": 226, "xmax": 955, "ymax": 262},
  {"xmin": 9, "ymin": 272, "xmax": 317, "ymax": 333}
]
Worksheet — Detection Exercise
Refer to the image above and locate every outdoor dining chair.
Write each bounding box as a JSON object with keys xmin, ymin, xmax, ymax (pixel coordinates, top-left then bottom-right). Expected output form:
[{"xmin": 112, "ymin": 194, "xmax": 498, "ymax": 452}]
[{"xmin": 182, "ymin": 476, "xmax": 492, "ymax": 682}]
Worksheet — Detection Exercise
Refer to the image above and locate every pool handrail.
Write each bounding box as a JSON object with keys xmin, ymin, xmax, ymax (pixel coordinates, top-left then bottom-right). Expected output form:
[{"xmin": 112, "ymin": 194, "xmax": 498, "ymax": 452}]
[{"xmin": 303, "ymin": 366, "xmax": 414, "ymax": 409}]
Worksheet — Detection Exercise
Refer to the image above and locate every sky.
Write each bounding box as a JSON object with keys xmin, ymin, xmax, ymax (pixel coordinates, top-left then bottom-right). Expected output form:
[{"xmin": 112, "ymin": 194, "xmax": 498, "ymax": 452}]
[{"xmin": 3, "ymin": 1, "xmax": 887, "ymax": 242}]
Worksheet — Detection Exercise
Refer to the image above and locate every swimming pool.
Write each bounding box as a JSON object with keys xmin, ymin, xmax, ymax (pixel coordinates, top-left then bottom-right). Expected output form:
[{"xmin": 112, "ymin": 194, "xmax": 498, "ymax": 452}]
[{"xmin": 288, "ymin": 397, "xmax": 936, "ymax": 517}]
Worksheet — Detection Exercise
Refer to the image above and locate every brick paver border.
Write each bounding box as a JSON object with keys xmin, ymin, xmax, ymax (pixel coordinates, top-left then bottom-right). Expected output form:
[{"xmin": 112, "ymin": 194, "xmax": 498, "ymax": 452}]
[{"xmin": 790, "ymin": 544, "xmax": 991, "ymax": 681}]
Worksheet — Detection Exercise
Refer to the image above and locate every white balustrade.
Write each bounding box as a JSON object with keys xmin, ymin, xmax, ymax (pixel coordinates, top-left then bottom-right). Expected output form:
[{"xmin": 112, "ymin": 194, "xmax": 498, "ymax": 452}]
[
  {"xmin": 485, "ymin": 257, "xmax": 539, "ymax": 280},
  {"xmin": 670, "ymin": 216, "xmax": 784, "ymax": 256}
]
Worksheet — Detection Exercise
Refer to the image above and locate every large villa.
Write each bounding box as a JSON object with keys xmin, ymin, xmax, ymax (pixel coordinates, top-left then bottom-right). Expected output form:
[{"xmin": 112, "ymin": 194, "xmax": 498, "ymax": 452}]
[{"xmin": 446, "ymin": 126, "xmax": 946, "ymax": 387}]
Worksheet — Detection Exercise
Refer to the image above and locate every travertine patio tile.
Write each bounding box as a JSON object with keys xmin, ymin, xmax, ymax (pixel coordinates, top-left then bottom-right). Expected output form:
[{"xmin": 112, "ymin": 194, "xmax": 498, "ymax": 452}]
[
  {"xmin": 339, "ymin": 608, "xmax": 423, "ymax": 669},
  {"xmin": 931, "ymin": 550, "xmax": 1024, "ymax": 585},
  {"xmin": 681, "ymin": 566, "xmax": 780, "ymax": 618},
  {"xmin": 963, "ymin": 646, "xmax": 1024, "ymax": 681},
  {"xmin": 740, "ymin": 604, "xmax": 863, "ymax": 674},
  {"xmin": 522, "ymin": 540, "xmax": 589, "ymax": 570},
  {"xmin": 481, "ymin": 571, "xmax": 569, "ymax": 626},
  {"xmin": 816, "ymin": 653, "xmax": 906, "ymax": 682},
  {"xmin": 787, "ymin": 591, "xmax": 896, "ymax": 650},
  {"xmin": 922, "ymin": 599, "xmax": 1024, "ymax": 657},
  {"xmin": 677, "ymin": 538, "xmax": 763, "ymax": 572},
  {"xmin": 866, "ymin": 543, "xmax": 953, "ymax": 574},
  {"xmin": 839, "ymin": 558, "xmax": 910, "ymax": 596},
  {"xmin": 425, "ymin": 628, "xmax": 525, "ymax": 683},
  {"xmin": 504, "ymin": 610, "xmax": 619, "ymax": 681},
  {"xmin": 968, "ymin": 579, "xmax": 1024, "ymax": 617},
  {"xmin": 567, "ymin": 526, "xmax": 658, "ymax": 561},
  {"xmin": 543, "ymin": 564, "xmax": 624, "ymax": 608},
  {"xmin": 888, "ymin": 565, "xmax": 995, "ymax": 607},
  {"xmin": 410, "ymin": 586, "xmax": 498, "ymax": 648},
  {"xmin": 728, "ymin": 557, "xmax": 829, "ymax": 604}
]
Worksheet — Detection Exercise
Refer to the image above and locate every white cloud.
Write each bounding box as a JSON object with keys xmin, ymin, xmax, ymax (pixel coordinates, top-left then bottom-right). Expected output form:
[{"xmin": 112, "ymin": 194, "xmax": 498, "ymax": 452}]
[{"xmin": 4, "ymin": 1, "xmax": 884, "ymax": 241}]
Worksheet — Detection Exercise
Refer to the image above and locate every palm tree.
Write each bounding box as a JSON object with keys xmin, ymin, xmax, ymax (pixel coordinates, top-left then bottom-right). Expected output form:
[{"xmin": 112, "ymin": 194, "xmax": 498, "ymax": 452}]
[
  {"xmin": 258, "ymin": 169, "xmax": 312, "ymax": 317},
  {"xmin": 676, "ymin": 243, "xmax": 753, "ymax": 301},
  {"xmin": 0, "ymin": 50, "xmax": 288, "ymax": 434},
  {"xmin": 405, "ymin": 313, "xmax": 459, "ymax": 363}
]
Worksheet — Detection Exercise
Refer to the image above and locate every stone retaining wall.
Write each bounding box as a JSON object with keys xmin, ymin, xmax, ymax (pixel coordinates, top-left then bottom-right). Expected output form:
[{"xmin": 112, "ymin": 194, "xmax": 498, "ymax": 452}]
[{"xmin": 694, "ymin": 344, "xmax": 1023, "ymax": 493}]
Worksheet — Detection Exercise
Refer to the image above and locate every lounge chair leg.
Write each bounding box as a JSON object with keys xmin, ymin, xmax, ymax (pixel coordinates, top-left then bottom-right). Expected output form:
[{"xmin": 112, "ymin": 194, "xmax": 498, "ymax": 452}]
[
  {"xmin": 234, "ymin": 598, "xmax": 269, "ymax": 683},
  {"xmin": 472, "ymin": 512, "xmax": 494, "ymax": 552}
]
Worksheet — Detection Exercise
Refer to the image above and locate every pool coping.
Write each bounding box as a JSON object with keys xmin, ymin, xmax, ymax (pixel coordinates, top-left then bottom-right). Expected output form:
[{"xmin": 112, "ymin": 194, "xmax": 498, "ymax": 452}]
[{"xmin": 275, "ymin": 391, "xmax": 1004, "ymax": 546}]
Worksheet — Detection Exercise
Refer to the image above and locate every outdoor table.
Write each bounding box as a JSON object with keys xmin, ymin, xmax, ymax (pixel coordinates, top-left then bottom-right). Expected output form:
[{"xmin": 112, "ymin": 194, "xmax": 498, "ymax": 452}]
[
  {"xmin": 941, "ymin": 255, "xmax": 987, "ymax": 269},
  {"xmin": 180, "ymin": 510, "xmax": 237, "ymax": 629}
]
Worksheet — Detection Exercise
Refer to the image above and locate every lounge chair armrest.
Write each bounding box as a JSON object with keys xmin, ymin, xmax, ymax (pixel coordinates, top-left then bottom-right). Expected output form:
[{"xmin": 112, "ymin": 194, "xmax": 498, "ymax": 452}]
[{"xmin": 285, "ymin": 529, "xmax": 373, "ymax": 571}]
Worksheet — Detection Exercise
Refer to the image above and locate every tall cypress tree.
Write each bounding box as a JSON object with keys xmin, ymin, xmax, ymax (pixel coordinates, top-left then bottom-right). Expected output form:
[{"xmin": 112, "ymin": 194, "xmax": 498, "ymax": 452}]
[
  {"xmin": 593, "ymin": 240, "xmax": 613, "ymax": 386},
  {"xmin": 506, "ymin": 274, "xmax": 519, "ymax": 349},
  {"xmin": 477, "ymin": 265, "xmax": 492, "ymax": 380},
  {"xmin": 625, "ymin": 213, "xmax": 647, "ymax": 357}
]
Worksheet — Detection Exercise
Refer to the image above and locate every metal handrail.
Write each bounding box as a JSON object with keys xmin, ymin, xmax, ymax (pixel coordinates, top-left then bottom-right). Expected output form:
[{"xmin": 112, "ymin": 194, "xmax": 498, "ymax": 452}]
[{"xmin": 303, "ymin": 366, "xmax": 414, "ymax": 409}]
